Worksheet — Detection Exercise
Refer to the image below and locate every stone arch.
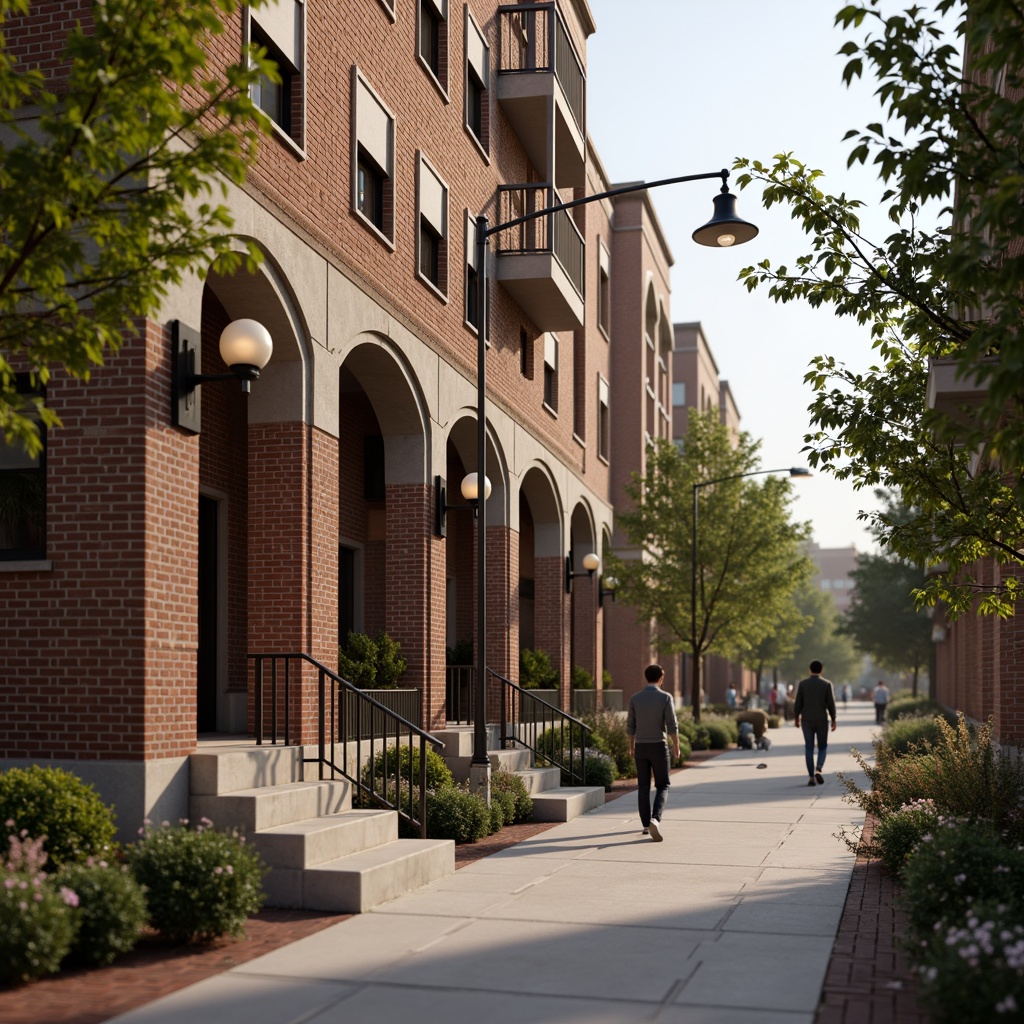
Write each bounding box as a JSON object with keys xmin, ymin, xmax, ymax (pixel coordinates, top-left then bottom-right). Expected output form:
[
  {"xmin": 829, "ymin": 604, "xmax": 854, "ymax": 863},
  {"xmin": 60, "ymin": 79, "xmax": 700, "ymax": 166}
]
[{"xmin": 568, "ymin": 500, "xmax": 600, "ymax": 690}]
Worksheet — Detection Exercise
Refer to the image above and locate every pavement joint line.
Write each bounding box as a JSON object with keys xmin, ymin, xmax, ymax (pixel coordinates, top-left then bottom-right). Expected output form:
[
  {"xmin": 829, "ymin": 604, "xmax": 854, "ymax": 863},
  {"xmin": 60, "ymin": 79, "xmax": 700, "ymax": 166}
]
[{"xmin": 408, "ymin": 917, "xmax": 474, "ymax": 953}]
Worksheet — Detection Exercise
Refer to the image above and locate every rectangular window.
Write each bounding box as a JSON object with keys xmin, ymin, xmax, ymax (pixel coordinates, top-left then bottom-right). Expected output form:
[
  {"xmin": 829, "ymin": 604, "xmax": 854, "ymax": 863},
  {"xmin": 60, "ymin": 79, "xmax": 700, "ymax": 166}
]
[
  {"xmin": 543, "ymin": 334, "xmax": 558, "ymax": 411},
  {"xmin": 597, "ymin": 376, "xmax": 610, "ymax": 462},
  {"xmin": 672, "ymin": 382, "xmax": 686, "ymax": 407},
  {"xmin": 464, "ymin": 209, "xmax": 480, "ymax": 331},
  {"xmin": 418, "ymin": 0, "xmax": 448, "ymax": 93},
  {"xmin": 597, "ymin": 242, "xmax": 611, "ymax": 339},
  {"xmin": 417, "ymin": 153, "xmax": 448, "ymax": 298},
  {"xmin": 353, "ymin": 69, "xmax": 395, "ymax": 244},
  {"xmin": 249, "ymin": 0, "xmax": 305, "ymax": 148},
  {"xmin": 0, "ymin": 378, "xmax": 45, "ymax": 560},
  {"xmin": 521, "ymin": 328, "xmax": 534, "ymax": 379},
  {"xmin": 464, "ymin": 9, "xmax": 489, "ymax": 153}
]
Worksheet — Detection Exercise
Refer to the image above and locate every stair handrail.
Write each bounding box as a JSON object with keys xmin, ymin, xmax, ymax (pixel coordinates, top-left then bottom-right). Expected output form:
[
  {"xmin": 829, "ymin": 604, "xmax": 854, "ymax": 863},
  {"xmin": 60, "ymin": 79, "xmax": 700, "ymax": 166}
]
[
  {"xmin": 250, "ymin": 652, "xmax": 445, "ymax": 840},
  {"xmin": 488, "ymin": 668, "xmax": 591, "ymax": 785}
]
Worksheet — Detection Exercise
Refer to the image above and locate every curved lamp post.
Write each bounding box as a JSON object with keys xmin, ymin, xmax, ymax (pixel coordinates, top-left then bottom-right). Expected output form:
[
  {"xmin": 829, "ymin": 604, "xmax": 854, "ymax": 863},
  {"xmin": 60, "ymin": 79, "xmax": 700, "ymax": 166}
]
[
  {"xmin": 468, "ymin": 169, "xmax": 758, "ymax": 797},
  {"xmin": 690, "ymin": 467, "xmax": 811, "ymax": 720}
]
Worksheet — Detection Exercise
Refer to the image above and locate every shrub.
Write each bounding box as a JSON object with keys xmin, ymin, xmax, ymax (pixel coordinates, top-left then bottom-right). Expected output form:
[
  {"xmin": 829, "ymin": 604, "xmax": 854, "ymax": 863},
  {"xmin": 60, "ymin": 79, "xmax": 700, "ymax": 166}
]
[
  {"xmin": 0, "ymin": 766, "xmax": 118, "ymax": 870},
  {"xmin": 705, "ymin": 702, "xmax": 733, "ymax": 715},
  {"xmin": 676, "ymin": 711, "xmax": 700, "ymax": 747},
  {"xmin": 361, "ymin": 744, "xmax": 454, "ymax": 794},
  {"xmin": 338, "ymin": 631, "xmax": 408, "ymax": 689},
  {"xmin": 126, "ymin": 820, "xmax": 268, "ymax": 944},
  {"xmin": 54, "ymin": 860, "xmax": 147, "ymax": 966},
  {"xmin": 581, "ymin": 708, "xmax": 635, "ymax": 778},
  {"xmin": 490, "ymin": 770, "xmax": 532, "ymax": 824},
  {"xmin": 602, "ymin": 669, "xmax": 613, "ymax": 689},
  {"xmin": 673, "ymin": 735, "xmax": 692, "ymax": 766},
  {"xmin": 519, "ymin": 647, "xmax": 559, "ymax": 689},
  {"xmin": 556, "ymin": 748, "xmax": 616, "ymax": 790},
  {"xmin": 0, "ymin": 833, "xmax": 78, "ymax": 985},
  {"xmin": 425, "ymin": 785, "xmax": 491, "ymax": 843},
  {"xmin": 914, "ymin": 902, "xmax": 1024, "ymax": 1024},
  {"xmin": 702, "ymin": 714, "xmax": 738, "ymax": 749},
  {"xmin": 571, "ymin": 665, "xmax": 594, "ymax": 689},
  {"xmin": 885, "ymin": 694, "xmax": 944, "ymax": 723},
  {"xmin": 766, "ymin": 714, "xmax": 781, "ymax": 729},
  {"xmin": 871, "ymin": 798, "xmax": 943, "ymax": 877},
  {"xmin": 882, "ymin": 715, "xmax": 944, "ymax": 756},
  {"xmin": 900, "ymin": 820, "xmax": 1024, "ymax": 943}
]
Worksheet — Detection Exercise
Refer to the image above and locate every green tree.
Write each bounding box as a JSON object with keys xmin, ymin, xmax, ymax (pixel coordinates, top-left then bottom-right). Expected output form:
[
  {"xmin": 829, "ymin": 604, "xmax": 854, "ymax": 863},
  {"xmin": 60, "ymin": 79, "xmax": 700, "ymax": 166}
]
[
  {"xmin": 733, "ymin": 0, "xmax": 1024, "ymax": 617},
  {"xmin": 740, "ymin": 591, "xmax": 810, "ymax": 690},
  {"xmin": 841, "ymin": 492, "xmax": 932, "ymax": 695},
  {"xmin": 1, "ymin": 0, "xmax": 274, "ymax": 454},
  {"xmin": 609, "ymin": 411, "xmax": 812, "ymax": 721},
  {"xmin": 779, "ymin": 580, "xmax": 862, "ymax": 685}
]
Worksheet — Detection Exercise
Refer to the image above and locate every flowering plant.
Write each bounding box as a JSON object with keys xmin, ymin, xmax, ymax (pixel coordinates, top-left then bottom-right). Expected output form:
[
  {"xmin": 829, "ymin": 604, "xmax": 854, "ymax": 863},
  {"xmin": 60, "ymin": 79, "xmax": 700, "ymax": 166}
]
[
  {"xmin": 0, "ymin": 832, "xmax": 78, "ymax": 985},
  {"xmin": 871, "ymin": 798, "xmax": 944, "ymax": 877},
  {"xmin": 126, "ymin": 818, "xmax": 267, "ymax": 943},
  {"xmin": 916, "ymin": 903, "xmax": 1024, "ymax": 1023}
]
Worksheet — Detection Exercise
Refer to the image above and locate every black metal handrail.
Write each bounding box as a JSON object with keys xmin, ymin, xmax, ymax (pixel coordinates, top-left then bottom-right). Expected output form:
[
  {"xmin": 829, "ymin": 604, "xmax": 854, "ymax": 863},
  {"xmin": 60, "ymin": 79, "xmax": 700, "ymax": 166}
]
[
  {"xmin": 250, "ymin": 653, "xmax": 444, "ymax": 839},
  {"xmin": 491, "ymin": 668, "xmax": 590, "ymax": 785},
  {"xmin": 446, "ymin": 664, "xmax": 474, "ymax": 724}
]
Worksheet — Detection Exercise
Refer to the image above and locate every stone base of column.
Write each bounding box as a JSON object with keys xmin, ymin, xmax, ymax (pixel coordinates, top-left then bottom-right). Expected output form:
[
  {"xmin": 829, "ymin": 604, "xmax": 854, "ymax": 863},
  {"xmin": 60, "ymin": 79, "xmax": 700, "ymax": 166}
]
[{"xmin": 469, "ymin": 761, "xmax": 492, "ymax": 805}]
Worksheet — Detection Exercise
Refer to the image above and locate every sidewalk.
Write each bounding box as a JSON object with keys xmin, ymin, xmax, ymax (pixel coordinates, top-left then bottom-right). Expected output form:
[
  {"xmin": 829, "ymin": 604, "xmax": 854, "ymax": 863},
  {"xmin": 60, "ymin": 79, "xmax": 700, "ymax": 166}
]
[{"xmin": 101, "ymin": 704, "xmax": 877, "ymax": 1024}]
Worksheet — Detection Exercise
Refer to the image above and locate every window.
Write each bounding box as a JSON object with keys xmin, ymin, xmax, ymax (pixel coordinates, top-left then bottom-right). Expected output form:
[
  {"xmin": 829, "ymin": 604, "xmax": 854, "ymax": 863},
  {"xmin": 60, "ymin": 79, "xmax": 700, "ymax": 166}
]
[
  {"xmin": 249, "ymin": 0, "xmax": 305, "ymax": 149},
  {"xmin": 520, "ymin": 328, "xmax": 534, "ymax": 379},
  {"xmin": 464, "ymin": 9, "xmax": 490, "ymax": 153},
  {"xmin": 597, "ymin": 242, "xmax": 611, "ymax": 339},
  {"xmin": 418, "ymin": 0, "xmax": 448, "ymax": 93},
  {"xmin": 597, "ymin": 376, "xmax": 609, "ymax": 462},
  {"xmin": 543, "ymin": 334, "xmax": 558, "ymax": 411},
  {"xmin": 353, "ymin": 70, "xmax": 395, "ymax": 244},
  {"xmin": 672, "ymin": 382, "xmax": 686, "ymax": 407},
  {"xmin": 0, "ymin": 378, "xmax": 45, "ymax": 561},
  {"xmin": 417, "ymin": 153, "xmax": 448, "ymax": 297}
]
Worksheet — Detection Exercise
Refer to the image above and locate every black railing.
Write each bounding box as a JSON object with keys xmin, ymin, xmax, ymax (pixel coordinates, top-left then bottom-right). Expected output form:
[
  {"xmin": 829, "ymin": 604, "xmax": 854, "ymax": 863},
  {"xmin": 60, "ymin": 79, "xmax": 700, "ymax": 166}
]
[
  {"xmin": 491, "ymin": 669, "xmax": 590, "ymax": 785},
  {"xmin": 497, "ymin": 2, "xmax": 585, "ymax": 133},
  {"xmin": 446, "ymin": 664, "xmax": 474, "ymax": 724},
  {"xmin": 496, "ymin": 183, "xmax": 585, "ymax": 298},
  {"xmin": 250, "ymin": 653, "xmax": 444, "ymax": 839}
]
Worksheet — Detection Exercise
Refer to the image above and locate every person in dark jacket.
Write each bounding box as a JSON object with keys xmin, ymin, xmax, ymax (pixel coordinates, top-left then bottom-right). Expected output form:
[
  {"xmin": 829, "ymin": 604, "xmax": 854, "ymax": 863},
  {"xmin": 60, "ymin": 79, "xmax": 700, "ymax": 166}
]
[
  {"xmin": 793, "ymin": 660, "xmax": 837, "ymax": 786},
  {"xmin": 627, "ymin": 664, "xmax": 680, "ymax": 841}
]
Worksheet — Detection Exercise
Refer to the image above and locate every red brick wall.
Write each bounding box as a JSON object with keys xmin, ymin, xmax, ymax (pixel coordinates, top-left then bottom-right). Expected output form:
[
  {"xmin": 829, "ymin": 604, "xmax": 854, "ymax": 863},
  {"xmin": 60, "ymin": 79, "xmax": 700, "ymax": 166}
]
[{"xmin": 534, "ymin": 555, "xmax": 568, "ymax": 709}]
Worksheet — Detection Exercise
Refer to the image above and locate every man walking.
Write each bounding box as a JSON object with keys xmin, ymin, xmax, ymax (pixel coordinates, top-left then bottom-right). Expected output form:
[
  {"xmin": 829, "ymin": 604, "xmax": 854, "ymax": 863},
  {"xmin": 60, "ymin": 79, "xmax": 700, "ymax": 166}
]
[
  {"xmin": 627, "ymin": 664, "xmax": 680, "ymax": 841},
  {"xmin": 793, "ymin": 660, "xmax": 837, "ymax": 786},
  {"xmin": 873, "ymin": 680, "xmax": 890, "ymax": 725}
]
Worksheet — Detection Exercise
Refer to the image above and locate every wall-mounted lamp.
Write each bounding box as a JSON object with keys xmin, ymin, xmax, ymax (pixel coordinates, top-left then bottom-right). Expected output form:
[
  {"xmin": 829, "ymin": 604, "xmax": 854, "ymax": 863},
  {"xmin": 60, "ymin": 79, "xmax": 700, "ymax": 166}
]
[
  {"xmin": 565, "ymin": 551, "xmax": 601, "ymax": 594},
  {"xmin": 172, "ymin": 318, "xmax": 273, "ymax": 434},
  {"xmin": 598, "ymin": 575, "xmax": 618, "ymax": 607},
  {"xmin": 436, "ymin": 472, "xmax": 492, "ymax": 537}
]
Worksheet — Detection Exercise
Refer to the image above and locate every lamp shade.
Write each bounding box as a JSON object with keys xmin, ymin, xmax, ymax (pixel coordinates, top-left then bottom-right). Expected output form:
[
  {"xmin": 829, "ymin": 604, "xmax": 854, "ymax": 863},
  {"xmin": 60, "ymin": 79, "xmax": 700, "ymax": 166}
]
[
  {"xmin": 461, "ymin": 472, "xmax": 492, "ymax": 502},
  {"xmin": 692, "ymin": 190, "xmax": 759, "ymax": 248},
  {"xmin": 219, "ymin": 319, "xmax": 273, "ymax": 370},
  {"xmin": 604, "ymin": 576, "xmax": 618, "ymax": 591},
  {"xmin": 581, "ymin": 552, "xmax": 601, "ymax": 573}
]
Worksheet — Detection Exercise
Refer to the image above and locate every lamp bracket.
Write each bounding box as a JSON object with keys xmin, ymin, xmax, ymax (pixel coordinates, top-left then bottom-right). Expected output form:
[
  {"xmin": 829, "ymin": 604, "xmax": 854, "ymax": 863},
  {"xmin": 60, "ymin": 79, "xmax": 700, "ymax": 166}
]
[
  {"xmin": 171, "ymin": 320, "xmax": 202, "ymax": 434},
  {"xmin": 565, "ymin": 555, "xmax": 597, "ymax": 594},
  {"xmin": 435, "ymin": 475, "xmax": 478, "ymax": 537}
]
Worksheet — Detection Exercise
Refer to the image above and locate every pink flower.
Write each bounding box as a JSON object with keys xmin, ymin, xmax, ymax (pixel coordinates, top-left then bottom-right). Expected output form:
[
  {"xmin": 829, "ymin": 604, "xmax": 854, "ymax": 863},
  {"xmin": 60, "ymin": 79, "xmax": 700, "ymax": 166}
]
[
  {"xmin": 225, "ymin": 864, "xmax": 233, "ymax": 875},
  {"xmin": 59, "ymin": 886, "xmax": 79, "ymax": 908},
  {"xmin": 213, "ymin": 867, "xmax": 223, "ymax": 875},
  {"xmin": 32, "ymin": 892, "xmax": 43, "ymax": 903}
]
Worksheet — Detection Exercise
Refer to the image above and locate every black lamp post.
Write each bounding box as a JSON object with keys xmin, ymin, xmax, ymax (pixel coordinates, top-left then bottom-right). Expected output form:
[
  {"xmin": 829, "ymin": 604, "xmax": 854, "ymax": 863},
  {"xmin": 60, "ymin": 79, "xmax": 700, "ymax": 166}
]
[
  {"xmin": 469, "ymin": 169, "xmax": 758, "ymax": 798},
  {"xmin": 690, "ymin": 467, "xmax": 811, "ymax": 721}
]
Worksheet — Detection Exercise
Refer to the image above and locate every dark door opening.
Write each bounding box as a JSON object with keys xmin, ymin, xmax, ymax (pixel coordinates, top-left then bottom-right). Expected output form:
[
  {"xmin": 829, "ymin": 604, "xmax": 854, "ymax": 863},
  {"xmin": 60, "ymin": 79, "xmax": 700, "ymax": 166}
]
[{"xmin": 197, "ymin": 495, "xmax": 218, "ymax": 732}]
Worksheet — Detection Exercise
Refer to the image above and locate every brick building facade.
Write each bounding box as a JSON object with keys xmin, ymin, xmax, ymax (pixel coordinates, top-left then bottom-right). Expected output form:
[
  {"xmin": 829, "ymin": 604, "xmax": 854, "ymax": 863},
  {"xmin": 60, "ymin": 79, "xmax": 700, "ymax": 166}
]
[{"xmin": 2, "ymin": 0, "xmax": 713, "ymax": 828}]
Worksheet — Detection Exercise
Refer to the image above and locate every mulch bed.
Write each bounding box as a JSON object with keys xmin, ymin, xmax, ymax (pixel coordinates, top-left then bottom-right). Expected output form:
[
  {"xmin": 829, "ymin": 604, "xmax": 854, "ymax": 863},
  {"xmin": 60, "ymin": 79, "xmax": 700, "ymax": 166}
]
[
  {"xmin": 4, "ymin": 748, "xmax": 901, "ymax": 1024},
  {"xmin": 814, "ymin": 814, "xmax": 927, "ymax": 1024}
]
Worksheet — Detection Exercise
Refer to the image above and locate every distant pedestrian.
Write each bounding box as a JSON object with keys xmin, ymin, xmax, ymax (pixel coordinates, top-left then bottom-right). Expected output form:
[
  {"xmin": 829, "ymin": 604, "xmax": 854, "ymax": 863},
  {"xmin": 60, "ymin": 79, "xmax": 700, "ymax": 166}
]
[
  {"xmin": 794, "ymin": 660, "xmax": 837, "ymax": 786},
  {"xmin": 768, "ymin": 683, "xmax": 779, "ymax": 716},
  {"xmin": 726, "ymin": 684, "xmax": 737, "ymax": 710},
  {"xmin": 841, "ymin": 684, "xmax": 849, "ymax": 710},
  {"xmin": 627, "ymin": 664, "xmax": 680, "ymax": 842},
  {"xmin": 873, "ymin": 680, "xmax": 890, "ymax": 725}
]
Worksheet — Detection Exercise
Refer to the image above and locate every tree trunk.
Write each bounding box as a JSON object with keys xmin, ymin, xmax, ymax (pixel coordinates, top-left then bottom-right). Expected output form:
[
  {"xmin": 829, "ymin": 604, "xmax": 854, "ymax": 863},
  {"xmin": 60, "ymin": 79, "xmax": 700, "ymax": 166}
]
[{"xmin": 912, "ymin": 663, "xmax": 919, "ymax": 697}]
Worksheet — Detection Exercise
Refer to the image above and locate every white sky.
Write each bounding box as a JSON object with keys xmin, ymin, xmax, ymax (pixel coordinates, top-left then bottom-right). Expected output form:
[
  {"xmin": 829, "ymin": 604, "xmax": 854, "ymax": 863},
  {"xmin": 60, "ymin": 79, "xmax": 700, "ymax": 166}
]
[{"xmin": 586, "ymin": 0, "xmax": 927, "ymax": 551}]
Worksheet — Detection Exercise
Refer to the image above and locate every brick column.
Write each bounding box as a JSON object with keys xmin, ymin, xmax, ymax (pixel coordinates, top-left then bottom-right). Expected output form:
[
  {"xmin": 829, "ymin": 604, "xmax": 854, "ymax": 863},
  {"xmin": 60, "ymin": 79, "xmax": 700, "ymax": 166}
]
[
  {"xmin": 485, "ymin": 525, "xmax": 515, "ymax": 722},
  {"xmin": 535, "ymin": 555, "xmax": 569, "ymax": 710}
]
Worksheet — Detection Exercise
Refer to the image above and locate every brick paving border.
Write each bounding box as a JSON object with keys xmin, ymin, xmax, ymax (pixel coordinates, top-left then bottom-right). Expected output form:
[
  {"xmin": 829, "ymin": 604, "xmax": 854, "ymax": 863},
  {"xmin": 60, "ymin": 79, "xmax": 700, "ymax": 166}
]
[{"xmin": 815, "ymin": 814, "xmax": 927, "ymax": 1024}]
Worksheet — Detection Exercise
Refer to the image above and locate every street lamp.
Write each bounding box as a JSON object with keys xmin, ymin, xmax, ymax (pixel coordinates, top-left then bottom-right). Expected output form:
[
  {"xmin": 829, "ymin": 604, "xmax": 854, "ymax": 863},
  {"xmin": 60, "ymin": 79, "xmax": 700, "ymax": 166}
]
[
  {"xmin": 690, "ymin": 467, "xmax": 811, "ymax": 720},
  {"xmin": 469, "ymin": 169, "xmax": 758, "ymax": 798}
]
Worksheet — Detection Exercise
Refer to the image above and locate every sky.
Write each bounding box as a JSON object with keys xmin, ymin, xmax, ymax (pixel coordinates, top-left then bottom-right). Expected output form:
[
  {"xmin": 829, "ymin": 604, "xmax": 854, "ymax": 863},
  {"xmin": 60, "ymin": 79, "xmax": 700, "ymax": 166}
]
[{"xmin": 585, "ymin": 0, "xmax": 931, "ymax": 552}]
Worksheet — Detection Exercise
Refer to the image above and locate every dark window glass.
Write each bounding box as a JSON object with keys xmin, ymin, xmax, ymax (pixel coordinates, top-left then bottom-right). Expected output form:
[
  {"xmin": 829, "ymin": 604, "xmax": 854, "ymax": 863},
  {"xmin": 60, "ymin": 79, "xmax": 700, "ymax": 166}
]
[
  {"xmin": 357, "ymin": 150, "xmax": 385, "ymax": 230},
  {"xmin": 420, "ymin": 220, "xmax": 440, "ymax": 285},
  {"xmin": 467, "ymin": 68, "xmax": 484, "ymax": 141},
  {"xmin": 466, "ymin": 264, "xmax": 479, "ymax": 328},
  {"xmin": 420, "ymin": 2, "xmax": 440, "ymax": 75},
  {"xmin": 251, "ymin": 26, "xmax": 293, "ymax": 134},
  {"xmin": 0, "ymin": 378, "xmax": 45, "ymax": 560},
  {"xmin": 363, "ymin": 435, "xmax": 385, "ymax": 501}
]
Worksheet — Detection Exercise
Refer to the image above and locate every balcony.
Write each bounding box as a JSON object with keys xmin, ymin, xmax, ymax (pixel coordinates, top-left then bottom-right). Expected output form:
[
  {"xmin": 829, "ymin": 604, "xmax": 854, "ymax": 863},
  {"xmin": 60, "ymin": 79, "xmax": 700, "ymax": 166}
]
[
  {"xmin": 925, "ymin": 356, "xmax": 990, "ymax": 422},
  {"xmin": 495, "ymin": 183, "xmax": 585, "ymax": 331},
  {"xmin": 497, "ymin": 3, "xmax": 586, "ymax": 189}
]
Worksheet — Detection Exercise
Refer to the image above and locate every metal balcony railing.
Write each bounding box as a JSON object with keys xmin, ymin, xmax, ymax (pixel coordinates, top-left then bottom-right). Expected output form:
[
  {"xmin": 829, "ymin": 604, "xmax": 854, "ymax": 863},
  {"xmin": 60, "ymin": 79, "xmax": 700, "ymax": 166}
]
[
  {"xmin": 498, "ymin": 2, "xmax": 585, "ymax": 134},
  {"xmin": 496, "ymin": 183, "xmax": 585, "ymax": 299}
]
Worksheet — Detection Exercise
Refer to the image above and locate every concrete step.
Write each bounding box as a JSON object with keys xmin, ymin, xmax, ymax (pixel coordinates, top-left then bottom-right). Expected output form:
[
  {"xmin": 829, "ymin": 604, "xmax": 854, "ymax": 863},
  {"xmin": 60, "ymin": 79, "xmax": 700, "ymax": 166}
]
[
  {"xmin": 529, "ymin": 786, "xmax": 606, "ymax": 822},
  {"xmin": 513, "ymin": 766, "xmax": 561, "ymax": 795},
  {"xmin": 299, "ymin": 839, "xmax": 455, "ymax": 913},
  {"xmin": 191, "ymin": 779, "xmax": 352, "ymax": 832},
  {"xmin": 190, "ymin": 745, "xmax": 305, "ymax": 795},
  {"xmin": 251, "ymin": 808, "xmax": 396, "ymax": 869}
]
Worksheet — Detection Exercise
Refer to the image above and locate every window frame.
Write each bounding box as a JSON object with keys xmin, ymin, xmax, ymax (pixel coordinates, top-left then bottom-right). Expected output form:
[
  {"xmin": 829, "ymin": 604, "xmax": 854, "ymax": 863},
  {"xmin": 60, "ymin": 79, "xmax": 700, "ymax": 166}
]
[
  {"xmin": 463, "ymin": 7, "xmax": 490, "ymax": 158},
  {"xmin": 418, "ymin": 0, "xmax": 449, "ymax": 99},
  {"xmin": 0, "ymin": 375, "xmax": 46, "ymax": 562},
  {"xmin": 247, "ymin": 0, "xmax": 306, "ymax": 155},
  {"xmin": 416, "ymin": 152, "xmax": 449, "ymax": 300},
  {"xmin": 597, "ymin": 374, "xmax": 610, "ymax": 463},
  {"xmin": 597, "ymin": 240, "xmax": 611, "ymax": 340},
  {"xmin": 543, "ymin": 334, "xmax": 558, "ymax": 413},
  {"xmin": 352, "ymin": 68, "xmax": 396, "ymax": 247}
]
